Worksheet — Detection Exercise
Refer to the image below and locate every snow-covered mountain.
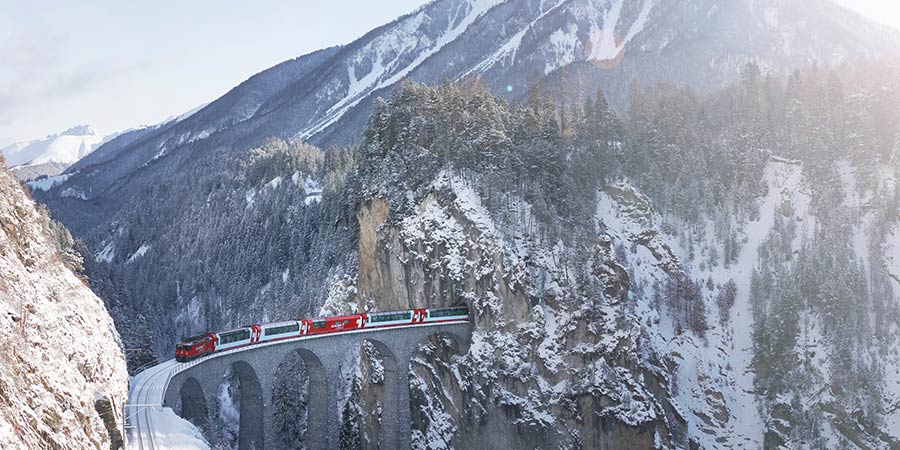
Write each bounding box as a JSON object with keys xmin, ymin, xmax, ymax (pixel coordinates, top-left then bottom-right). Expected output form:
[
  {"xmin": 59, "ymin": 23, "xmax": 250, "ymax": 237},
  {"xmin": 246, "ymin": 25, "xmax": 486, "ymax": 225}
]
[
  {"xmin": 36, "ymin": 0, "xmax": 900, "ymax": 227},
  {"xmin": 0, "ymin": 125, "xmax": 118, "ymax": 181},
  {"xmin": 2, "ymin": 103, "xmax": 212, "ymax": 183},
  {"xmin": 2, "ymin": 125, "xmax": 110, "ymax": 167},
  {"xmin": 0, "ymin": 162, "xmax": 128, "ymax": 448}
]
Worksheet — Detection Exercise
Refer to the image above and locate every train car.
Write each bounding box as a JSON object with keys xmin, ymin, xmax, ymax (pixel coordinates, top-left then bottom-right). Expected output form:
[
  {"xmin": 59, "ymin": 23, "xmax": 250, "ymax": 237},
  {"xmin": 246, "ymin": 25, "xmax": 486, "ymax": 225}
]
[
  {"xmin": 306, "ymin": 314, "xmax": 366, "ymax": 335},
  {"xmin": 175, "ymin": 333, "xmax": 215, "ymax": 362},
  {"xmin": 259, "ymin": 321, "xmax": 303, "ymax": 343},
  {"xmin": 364, "ymin": 309, "xmax": 417, "ymax": 328},
  {"xmin": 423, "ymin": 306, "xmax": 469, "ymax": 323},
  {"xmin": 213, "ymin": 326, "xmax": 257, "ymax": 352}
]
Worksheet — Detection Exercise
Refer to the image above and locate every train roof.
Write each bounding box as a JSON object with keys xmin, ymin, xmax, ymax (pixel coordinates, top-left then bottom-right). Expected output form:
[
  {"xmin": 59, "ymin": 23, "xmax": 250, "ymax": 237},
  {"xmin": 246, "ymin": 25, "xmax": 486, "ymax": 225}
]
[
  {"xmin": 306, "ymin": 314, "xmax": 362, "ymax": 321},
  {"xmin": 260, "ymin": 320, "xmax": 300, "ymax": 328},
  {"xmin": 215, "ymin": 327, "xmax": 252, "ymax": 335},
  {"xmin": 178, "ymin": 334, "xmax": 212, "ymax": 344}
]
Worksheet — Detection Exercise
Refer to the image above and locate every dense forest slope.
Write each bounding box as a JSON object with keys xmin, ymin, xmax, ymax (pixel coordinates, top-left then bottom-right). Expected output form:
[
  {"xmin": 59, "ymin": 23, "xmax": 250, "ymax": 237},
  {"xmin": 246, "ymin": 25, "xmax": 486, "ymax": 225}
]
[{"xmin": 0, "ymin": 160, "xmax": 127, "ymax": 449}]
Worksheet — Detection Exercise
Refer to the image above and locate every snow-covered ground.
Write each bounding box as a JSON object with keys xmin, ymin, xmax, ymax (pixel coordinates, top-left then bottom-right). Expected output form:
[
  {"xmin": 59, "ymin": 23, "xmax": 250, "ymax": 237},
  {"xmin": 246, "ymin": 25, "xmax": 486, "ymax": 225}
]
[
  {"xmin": 26, "ymin": 172, "xmax": 73, "ymax": 191},
  {"xmin": 127, "ymin": 360, "xmax": 210, "ymax": 450},
  {"xmin": 594, "ymin": 159, "xmax": 814, "ymax": 449}
]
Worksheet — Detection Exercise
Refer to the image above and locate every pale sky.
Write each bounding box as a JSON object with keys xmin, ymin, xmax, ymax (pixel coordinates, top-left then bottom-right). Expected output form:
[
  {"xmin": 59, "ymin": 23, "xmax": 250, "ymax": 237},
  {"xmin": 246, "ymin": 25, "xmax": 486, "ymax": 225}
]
[
  {"xmin": 0, "ymin": 1, "xmax": 429, "ymax": 145},
  {"xmin": 0, "ymin": 0, "xmax": 896, "ymax": 146},
  {"xmin": 836, "ymin": 0, "xmax": 900, "ymax": 30}
]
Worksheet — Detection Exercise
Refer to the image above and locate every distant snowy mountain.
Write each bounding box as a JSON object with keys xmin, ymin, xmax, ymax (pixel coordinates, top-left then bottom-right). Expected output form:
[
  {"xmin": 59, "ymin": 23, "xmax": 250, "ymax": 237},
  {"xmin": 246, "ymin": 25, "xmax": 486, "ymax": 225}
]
[
  {"xmin": 37, "ymin": 0, "xmax": 900, "ymax": 215},
  {"xmin": 2, "ymin": 125, "xmax": 110, "ymax": 167},
  {"xmin": 0, "ymin": 125, "xmax": 118, "ymax": 181},
  {"xmin": 4, "ymin": 104, "xmax": 209, "ymax": 182}
]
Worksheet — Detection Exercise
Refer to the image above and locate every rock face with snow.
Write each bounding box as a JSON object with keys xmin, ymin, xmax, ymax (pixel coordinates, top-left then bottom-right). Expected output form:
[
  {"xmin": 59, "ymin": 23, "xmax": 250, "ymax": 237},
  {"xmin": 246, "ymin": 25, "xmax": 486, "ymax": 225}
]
[
  {"xmin": 0, "ymin": 161, "xmax": 128, "ymax": 449},
  {"xmin": 349, "ymin": 175, "xmax": 684, "ymax": 449}
]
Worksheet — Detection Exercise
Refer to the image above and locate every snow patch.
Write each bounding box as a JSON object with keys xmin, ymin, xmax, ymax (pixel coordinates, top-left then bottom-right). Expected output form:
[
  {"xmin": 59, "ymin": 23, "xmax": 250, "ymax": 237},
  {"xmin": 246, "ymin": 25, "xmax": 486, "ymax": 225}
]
[
  {"xmin": 544, "ymin": 24, "xmax": 580, "ymax": 74},
  {"xmin": 587, "ymin": 0, "xmax": 653, "ymax": 63},
  {"xmin": 60, "ymin": 187, "xmax": 88, "ymax": 200},
  {"xmin": 26, "ymin": 173, "xmax": 72, "ymax": 192},
  {"xmin": 127, "ymin": 243, "xmax": 151, "ymax": 264},
  {"xmin": 304, "ymin": 177, "xmax": 323, "ymax": 205},
  {"xmin": 245, "ymin": 189, "xmax": 256, "ymax": 207},
  {"xmin": 297, "ymin": 0, "xmax": 504, "ymax": 140},
  {"xmin": 97, "ymin": 241, "xmax": 116, "ymax": 264},
  {"xmin": 266, "ymin": 176, "xmax": 283, "ymax": 190}
]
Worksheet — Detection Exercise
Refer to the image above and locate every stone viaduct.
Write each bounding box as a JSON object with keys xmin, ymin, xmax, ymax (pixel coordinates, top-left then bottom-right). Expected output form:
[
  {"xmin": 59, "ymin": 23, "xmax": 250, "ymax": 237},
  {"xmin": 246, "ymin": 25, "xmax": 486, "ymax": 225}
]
[{"xmin": 162, "ymin": 322, "xmax": 471, "ymax": 450}]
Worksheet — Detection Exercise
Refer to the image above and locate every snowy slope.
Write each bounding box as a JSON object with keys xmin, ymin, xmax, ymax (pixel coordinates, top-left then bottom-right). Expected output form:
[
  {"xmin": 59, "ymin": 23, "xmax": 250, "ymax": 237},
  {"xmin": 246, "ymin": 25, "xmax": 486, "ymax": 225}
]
[
  {"xmin": 596, "ymin": 157, "xmax": 900, "ymax": 449},
  {"xmin": 595, "ymin": 162, "xmax": 807, "ymax": 449}
]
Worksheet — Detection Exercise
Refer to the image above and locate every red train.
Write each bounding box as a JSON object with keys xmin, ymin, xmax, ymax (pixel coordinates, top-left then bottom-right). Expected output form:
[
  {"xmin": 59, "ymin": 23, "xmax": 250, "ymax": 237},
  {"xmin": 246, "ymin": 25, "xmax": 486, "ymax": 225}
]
[{"xmin": 175, "ymin": 306, "xmax": 469, "ymax": 362}]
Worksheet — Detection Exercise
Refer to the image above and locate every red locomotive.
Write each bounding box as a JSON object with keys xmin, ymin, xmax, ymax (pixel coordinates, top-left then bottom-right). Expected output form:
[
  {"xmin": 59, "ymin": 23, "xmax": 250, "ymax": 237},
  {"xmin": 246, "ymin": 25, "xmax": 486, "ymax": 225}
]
[{"xmin": 175, "ymin": 306, "xmax": 469, "ymax": 362}]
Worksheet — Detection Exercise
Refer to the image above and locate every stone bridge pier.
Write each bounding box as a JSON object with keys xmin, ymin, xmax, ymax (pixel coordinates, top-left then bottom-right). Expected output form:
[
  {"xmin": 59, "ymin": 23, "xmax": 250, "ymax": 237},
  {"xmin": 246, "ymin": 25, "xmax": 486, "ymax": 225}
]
[{"xmin": 163, "ymin": 322, "xmax": 471, "ymax": 450}]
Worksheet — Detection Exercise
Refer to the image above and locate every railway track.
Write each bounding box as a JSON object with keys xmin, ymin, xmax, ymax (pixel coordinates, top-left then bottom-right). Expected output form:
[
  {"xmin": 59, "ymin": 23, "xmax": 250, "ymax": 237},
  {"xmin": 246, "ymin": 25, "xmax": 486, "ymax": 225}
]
[{"xmin": 127, "ymin": 360, "xmax": 177, "ymax": 450}]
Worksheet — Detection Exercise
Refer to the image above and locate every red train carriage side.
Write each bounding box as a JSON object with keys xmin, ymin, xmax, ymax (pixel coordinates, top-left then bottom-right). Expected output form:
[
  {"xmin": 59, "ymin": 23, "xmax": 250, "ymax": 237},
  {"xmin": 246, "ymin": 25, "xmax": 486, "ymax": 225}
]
[
  {"xmin": 306, "ymin": 314, "xmax": 366, "ymax": 335},
  {"xmin": 175, "ymin": 333, "xmax": 215, "ymax": 362}
]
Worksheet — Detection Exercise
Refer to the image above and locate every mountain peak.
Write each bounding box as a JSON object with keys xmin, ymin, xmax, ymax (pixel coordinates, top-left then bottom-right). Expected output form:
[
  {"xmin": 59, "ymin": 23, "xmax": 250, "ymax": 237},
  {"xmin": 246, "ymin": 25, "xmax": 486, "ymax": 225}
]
[
  {"xmin": 1, "ymin": 125, "xmax": 111, "ymax": 174},
  {"xmin": 60, "ymin": 125, "xmax": 100, "ymax": 137}
]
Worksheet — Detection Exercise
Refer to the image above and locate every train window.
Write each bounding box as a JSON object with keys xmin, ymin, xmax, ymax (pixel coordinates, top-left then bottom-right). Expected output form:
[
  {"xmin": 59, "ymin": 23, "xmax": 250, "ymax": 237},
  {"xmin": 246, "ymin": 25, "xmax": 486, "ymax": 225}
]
[
  {"xmin": 313, "ymin": 320, "xmax": 326, "ymax": 329},
  {"xmin": 368, "ymin": 312, "xmax": 412, "ymax": 323},
  {"xmin": 265, "ymin": 323, "xmax": 299, "ymax": 335},
  {"xmin": 180, "ymin": 334, "xmax": 207, "ymax": 344},
  {"xmin": 219, "ymin": 329, "xmax": 250, "ymax": 344},
  {"xmin": 429, "ymin": 307, "xmax": 469, "ymax": 318}
]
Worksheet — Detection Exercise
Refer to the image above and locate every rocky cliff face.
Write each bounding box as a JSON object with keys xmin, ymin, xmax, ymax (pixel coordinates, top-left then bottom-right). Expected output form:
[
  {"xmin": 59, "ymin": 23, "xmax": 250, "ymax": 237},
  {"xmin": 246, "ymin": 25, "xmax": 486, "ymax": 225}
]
[
  {"xmin": 343, "ymin": 160, "xmax": 900, "ymax": 449},
  {"xmin": 349, "ymin": 172, "xmax": 687, "ymax": 449},
  {"xmin": 0, "ymin": 161, "xmax": 128, "ymax": 449},
  {"xmin": 311, "ymin": 75, "xmax": 900, "ymax": 449}
]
